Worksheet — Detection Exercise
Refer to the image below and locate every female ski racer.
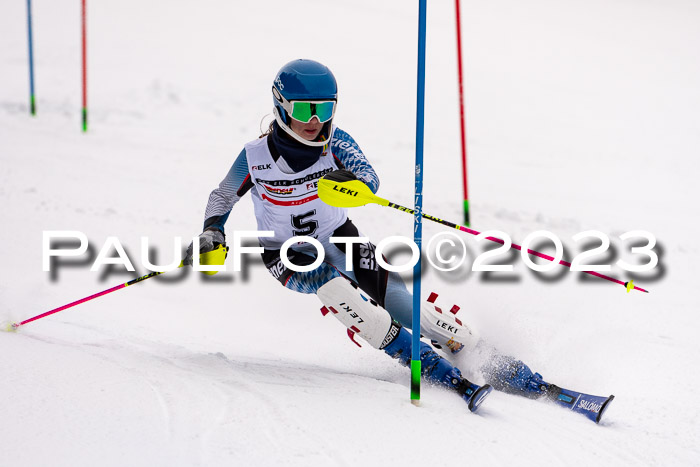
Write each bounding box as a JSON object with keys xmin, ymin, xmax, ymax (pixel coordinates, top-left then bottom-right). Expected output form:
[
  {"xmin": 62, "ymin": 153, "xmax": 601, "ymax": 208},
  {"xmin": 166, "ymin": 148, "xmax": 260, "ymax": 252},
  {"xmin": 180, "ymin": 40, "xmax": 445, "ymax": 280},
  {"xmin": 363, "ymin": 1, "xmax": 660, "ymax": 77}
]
[{"xmin": 184, "ymin": 59, "xmax": 557, "ymax": 413}]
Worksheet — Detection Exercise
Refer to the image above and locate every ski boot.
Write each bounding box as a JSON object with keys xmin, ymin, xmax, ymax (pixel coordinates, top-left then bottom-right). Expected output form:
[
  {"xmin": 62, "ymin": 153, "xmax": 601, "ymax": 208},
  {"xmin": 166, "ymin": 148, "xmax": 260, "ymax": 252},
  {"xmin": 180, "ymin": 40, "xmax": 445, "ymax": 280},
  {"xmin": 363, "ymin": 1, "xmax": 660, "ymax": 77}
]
[
  {"xmin": 385, "ymin": 326, "xmax": 492, "ymax": 412},
  {"xmin": 483, "ymin": 355, "xmax": 556, "ymax": 399}
]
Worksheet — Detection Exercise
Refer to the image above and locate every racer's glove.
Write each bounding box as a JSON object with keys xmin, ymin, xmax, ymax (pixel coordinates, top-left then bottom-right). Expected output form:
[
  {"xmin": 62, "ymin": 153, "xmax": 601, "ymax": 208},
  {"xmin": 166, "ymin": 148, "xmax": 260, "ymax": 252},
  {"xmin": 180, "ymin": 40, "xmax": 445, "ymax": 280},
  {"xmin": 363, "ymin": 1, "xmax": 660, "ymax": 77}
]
[
  {"xmin": 184, "ymin": 229, "xmax": 225, "ymax": 266},
  {"xmin": 324, "ymin": 169, "xmax": 358, "ymax": 183}
]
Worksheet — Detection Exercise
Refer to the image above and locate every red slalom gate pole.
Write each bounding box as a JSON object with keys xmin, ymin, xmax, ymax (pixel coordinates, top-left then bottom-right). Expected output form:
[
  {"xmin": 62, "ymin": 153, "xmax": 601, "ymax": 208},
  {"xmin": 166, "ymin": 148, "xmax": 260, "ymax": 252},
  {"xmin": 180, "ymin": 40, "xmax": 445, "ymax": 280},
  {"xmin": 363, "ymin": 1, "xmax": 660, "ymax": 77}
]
[
  {"xmin": 455, "ymin": 0, "xmax": 470, "ymax": 226},
  {"xmin": 27, "ymin": 0, "xmax": 36, "ymax": 115},
  {"xmin": 81, "ymin": 0, "xmax": 87, "ymax": 132}
]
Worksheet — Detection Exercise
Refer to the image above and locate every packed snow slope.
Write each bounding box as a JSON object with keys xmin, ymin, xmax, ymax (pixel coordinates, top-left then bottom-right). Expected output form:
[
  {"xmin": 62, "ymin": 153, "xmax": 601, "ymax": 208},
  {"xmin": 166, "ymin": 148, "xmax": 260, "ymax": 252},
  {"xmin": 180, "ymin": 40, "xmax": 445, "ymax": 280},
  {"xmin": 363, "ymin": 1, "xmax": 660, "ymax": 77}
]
[{"xmin": 2, "ymin": 0, "xmax": 699, "ymax": 465}]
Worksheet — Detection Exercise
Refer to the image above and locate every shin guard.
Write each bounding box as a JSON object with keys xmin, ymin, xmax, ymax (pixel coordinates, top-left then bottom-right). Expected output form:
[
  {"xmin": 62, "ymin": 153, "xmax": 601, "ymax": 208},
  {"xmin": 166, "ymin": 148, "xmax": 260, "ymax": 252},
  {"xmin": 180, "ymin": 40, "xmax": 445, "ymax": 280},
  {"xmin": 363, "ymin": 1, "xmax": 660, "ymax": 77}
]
[{"xmin": 317, "ymin": 277, "xmax": 401, "ymax": 349}]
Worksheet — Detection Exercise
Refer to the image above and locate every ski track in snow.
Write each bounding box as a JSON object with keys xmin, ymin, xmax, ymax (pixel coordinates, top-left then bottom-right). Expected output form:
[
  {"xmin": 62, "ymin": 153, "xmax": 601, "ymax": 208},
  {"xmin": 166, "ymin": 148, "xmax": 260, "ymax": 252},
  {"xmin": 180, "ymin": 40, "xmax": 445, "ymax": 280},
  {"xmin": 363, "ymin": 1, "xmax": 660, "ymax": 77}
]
[
  {"xmin": 3, "ymin": 318, "xmax": 698, "ymax": 466},
  {"xmin": 5, "ymin": 321, "xmax": 374, "ymax": 465}
]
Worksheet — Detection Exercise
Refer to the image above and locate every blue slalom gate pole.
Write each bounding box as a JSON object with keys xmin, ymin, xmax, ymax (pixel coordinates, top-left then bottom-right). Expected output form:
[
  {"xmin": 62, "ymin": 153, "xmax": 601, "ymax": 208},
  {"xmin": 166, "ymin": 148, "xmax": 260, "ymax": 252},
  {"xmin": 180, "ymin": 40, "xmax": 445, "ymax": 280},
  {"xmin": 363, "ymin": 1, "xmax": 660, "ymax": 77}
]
[
  {"xmin": 411, "ymin": 0, "xmax": 427, "ymax": 404},
  {"xmin": 26, "ymin": 0, "xmax": 36, "ymax": 115}
]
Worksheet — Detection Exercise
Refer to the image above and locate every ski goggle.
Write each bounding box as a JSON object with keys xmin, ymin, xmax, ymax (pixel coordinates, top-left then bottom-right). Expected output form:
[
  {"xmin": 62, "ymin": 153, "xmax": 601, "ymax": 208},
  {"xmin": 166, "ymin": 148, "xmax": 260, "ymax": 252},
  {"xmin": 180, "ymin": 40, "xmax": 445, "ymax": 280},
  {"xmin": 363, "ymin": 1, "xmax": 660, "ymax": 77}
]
[
  {"xmin": 273, "ymin": 87, "xmax": 336, "ymax": 123},
  {"xmin": 289, "ymin": 101, "xmax": 336, "ymax": 123}
]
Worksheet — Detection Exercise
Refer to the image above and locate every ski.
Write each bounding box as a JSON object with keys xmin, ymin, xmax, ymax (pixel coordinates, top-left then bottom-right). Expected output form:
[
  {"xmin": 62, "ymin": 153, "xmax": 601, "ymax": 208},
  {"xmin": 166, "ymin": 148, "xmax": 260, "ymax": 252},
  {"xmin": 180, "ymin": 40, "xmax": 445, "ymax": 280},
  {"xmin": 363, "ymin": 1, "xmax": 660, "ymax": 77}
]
[
  {"xmin": 451, "ymin": 376, "xmax": 493, "ymax": 413},
  {"xmin": 547, "ymin": 386, "xmax": 615, "ymax": 423},
  {"xmin": 466, "ymin": 383, "xmax": 493, "ymax": 413}
]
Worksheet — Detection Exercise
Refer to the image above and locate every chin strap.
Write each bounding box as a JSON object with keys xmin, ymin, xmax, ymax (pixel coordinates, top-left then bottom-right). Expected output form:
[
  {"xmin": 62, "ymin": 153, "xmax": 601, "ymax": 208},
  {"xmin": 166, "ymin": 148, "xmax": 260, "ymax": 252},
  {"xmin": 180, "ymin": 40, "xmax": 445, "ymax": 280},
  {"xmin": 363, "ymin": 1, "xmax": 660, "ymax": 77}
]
[{"xmin": 273, "ymin": 107, "xmax": 331, "ymax": 147}]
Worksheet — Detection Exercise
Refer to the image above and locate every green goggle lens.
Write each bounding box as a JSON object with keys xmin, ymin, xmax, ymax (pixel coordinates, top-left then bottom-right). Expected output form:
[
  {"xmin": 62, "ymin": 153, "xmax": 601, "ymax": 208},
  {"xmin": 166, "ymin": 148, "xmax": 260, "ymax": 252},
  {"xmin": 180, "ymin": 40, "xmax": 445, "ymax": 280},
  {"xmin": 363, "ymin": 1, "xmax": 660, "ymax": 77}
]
[{"xmin": 290, "ymin": 101, "xmax": 335, "ymax": 123}]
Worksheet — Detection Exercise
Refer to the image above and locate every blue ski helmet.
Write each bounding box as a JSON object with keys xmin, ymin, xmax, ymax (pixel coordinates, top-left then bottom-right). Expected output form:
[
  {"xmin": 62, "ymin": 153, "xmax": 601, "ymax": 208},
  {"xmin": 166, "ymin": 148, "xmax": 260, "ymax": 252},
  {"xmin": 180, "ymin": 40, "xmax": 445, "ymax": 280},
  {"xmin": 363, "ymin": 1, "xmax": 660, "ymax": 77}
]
[{"xmin": 272, "ymin": 59, "xmax": 338, "ymax": 147}]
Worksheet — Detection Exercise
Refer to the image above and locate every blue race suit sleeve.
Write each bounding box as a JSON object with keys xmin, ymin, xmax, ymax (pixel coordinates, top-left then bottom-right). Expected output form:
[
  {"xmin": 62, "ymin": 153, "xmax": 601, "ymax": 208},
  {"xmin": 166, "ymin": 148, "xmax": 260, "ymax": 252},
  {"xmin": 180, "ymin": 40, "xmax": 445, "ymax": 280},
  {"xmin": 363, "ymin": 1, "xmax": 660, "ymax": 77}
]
[
  {"xmin": 203, "ymin": 149, "xmax": 252, "ymax": 233},
  {"xmin": 331, "ymin": 127, "xmax": 380, "ymax": 194}
]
